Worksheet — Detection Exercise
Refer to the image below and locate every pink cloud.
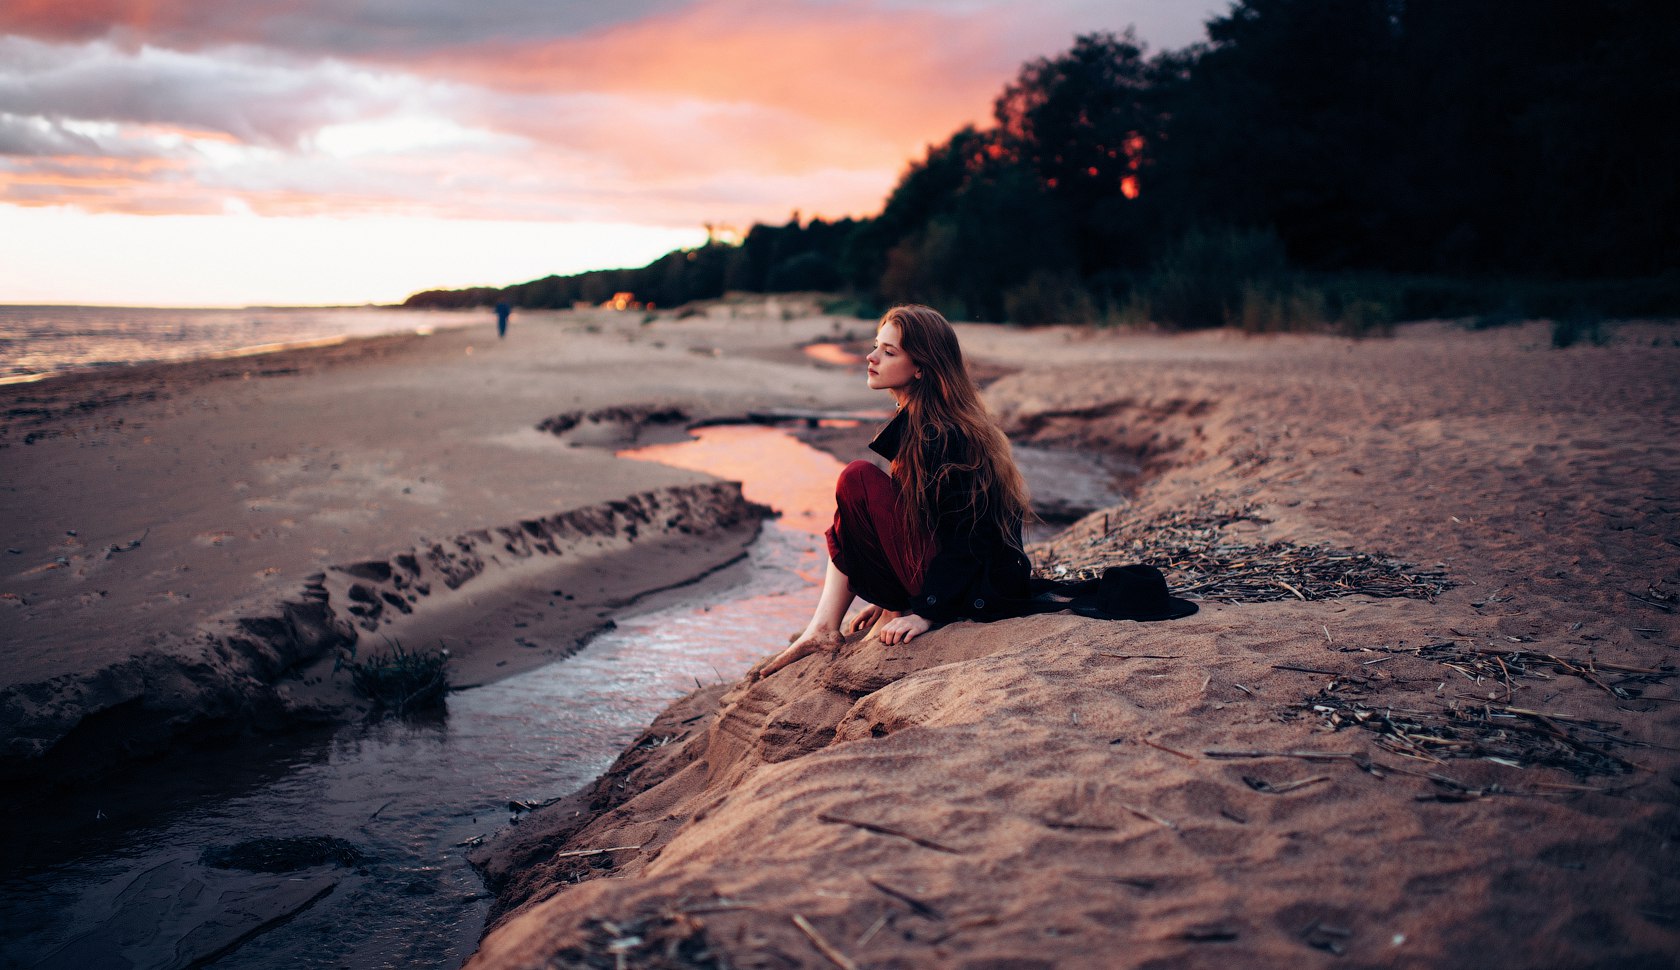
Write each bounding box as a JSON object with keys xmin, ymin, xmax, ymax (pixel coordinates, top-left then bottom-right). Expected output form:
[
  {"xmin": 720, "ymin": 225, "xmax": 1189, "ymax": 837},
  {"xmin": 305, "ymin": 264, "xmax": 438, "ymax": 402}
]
[
  {"xmin": 416, "ymin": 0, "xmax": 1031, "ymax": 169},
  {"xmin": 1, "ymin": 2, "xmax": 1218, "ymax": 228},
  {"xmin": 0, "ymin": 0, "xmax": 698, "ymax": 53}
]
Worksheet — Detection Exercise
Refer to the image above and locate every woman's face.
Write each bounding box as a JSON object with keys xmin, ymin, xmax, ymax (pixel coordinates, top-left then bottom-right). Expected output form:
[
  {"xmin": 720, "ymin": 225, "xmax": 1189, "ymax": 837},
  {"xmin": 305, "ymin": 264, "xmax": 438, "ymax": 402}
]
[{"xmin": 866, "ymin": 322, "xmax": 920, "ymax": 394}]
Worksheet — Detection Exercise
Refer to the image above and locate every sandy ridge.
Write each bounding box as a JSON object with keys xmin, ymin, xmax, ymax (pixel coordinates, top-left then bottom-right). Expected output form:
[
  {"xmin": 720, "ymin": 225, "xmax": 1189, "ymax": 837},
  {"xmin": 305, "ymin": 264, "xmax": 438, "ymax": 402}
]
[{"xmin": 0, "ymin": 480, "xmax": 767, "ymax": 784}]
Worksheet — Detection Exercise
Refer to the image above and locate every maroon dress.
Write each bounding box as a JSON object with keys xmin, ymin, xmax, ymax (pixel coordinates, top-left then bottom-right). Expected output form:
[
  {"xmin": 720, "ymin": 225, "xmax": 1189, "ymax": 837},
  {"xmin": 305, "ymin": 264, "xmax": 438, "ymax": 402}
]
[{"xmin": 825, "ymin": 411, "xmax": 1031, "ymax": 624}]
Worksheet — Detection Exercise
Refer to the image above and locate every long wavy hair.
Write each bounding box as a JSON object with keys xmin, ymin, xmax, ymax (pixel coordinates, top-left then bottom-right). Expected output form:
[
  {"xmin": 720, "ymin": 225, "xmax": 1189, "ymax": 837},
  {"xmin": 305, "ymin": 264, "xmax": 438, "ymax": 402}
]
[{"xmin": 883, "ymin": 304, "xmax": 1030, "ymax": 546}]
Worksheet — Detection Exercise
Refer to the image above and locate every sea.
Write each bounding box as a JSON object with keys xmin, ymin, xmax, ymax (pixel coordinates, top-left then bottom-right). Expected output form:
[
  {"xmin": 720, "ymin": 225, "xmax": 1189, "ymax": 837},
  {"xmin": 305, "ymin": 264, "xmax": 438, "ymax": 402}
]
[{"xmin": 0, "ymin": 305, "xmax": 486, "ymax": 384}]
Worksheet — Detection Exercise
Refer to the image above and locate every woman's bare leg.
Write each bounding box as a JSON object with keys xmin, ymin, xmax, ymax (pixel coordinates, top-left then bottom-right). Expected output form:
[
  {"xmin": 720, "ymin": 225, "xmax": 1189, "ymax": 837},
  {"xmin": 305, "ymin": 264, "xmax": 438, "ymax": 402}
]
[{"xmin": 753, "ymin": 560, "xmax": 854, "ymax": 678}]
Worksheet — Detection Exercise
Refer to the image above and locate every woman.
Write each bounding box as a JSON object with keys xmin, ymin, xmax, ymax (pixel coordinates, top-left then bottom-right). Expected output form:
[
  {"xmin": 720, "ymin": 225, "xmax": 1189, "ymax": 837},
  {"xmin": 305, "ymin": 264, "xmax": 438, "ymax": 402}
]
[{"xmin": 755, "ymin": 304, "xmax": 1033, "ymax": 678}]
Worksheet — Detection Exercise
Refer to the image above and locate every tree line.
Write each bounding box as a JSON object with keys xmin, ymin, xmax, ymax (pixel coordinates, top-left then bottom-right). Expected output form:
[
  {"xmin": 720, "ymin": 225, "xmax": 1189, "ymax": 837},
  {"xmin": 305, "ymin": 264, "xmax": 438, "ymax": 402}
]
[{"xmin": 405, "ymin": 0, "xmax": 1680, "ymax": 327}]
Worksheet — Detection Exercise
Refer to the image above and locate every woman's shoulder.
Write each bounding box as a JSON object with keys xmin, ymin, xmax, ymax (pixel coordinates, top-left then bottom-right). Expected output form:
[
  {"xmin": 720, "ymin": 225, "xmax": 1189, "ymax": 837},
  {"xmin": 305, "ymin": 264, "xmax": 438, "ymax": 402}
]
[{"xmin": 867, "ymin": 409, "xmax": 908, "ymax": 461}]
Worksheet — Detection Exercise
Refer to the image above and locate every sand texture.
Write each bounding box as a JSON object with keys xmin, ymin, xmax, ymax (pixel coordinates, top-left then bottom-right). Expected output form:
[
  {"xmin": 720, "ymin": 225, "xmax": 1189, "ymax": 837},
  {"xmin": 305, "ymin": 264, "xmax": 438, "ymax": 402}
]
[
  {"xmin": 0, "ymin": 299, "xmax": 880, "ymax": 782},
  {"xmin": 468, "ymin": 320, "xmax": 1680, "ymax": 969}
]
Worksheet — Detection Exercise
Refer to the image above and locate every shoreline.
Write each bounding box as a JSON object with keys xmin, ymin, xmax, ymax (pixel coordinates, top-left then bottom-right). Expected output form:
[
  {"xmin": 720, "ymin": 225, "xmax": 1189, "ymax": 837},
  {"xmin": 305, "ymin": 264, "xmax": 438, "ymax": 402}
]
[
  {"xmin": 466, "ymin": 318, "xmax": 1680, "ymax": 969},
  {"xmin": 0, "ymin": 303, "xmax": 482, "ymax": 387}
]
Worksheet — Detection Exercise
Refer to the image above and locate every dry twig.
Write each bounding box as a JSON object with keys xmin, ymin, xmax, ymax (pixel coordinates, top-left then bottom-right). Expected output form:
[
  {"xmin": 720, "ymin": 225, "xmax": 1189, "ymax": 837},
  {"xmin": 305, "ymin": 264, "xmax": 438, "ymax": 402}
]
[
  {"xmin": 818, "ymin": 813, "xmax": 961, "ymax": 854},
  {"xmin": 550, "ymin": 845, "xmax": 644, "ymax": 860},
  {"xmin": 794, "ymin": 914, "xmax": 860, "ymax": 970}
]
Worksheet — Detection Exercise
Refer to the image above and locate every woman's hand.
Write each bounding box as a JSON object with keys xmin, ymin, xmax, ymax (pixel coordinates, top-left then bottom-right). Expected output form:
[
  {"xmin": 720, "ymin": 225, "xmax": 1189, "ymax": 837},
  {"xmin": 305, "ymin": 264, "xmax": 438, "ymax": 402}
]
[
  {"xmin": 874, "ymin": 613, "xmax": 931, "ymax": 646},
  {"xmin": 750, "ymin": 627, "xmax": 842, "ymax": 680},
  {"xmin": 845, "ymin": 604, "xmax": 884, "ymax": 635}
]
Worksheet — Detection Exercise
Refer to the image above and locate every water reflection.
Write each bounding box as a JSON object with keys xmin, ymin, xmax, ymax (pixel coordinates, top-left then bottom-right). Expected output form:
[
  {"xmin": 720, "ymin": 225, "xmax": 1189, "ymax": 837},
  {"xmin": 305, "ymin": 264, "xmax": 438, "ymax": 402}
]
[{"xmin": 622, "ymin": 423, "xmax": 844, "ymax": 540}]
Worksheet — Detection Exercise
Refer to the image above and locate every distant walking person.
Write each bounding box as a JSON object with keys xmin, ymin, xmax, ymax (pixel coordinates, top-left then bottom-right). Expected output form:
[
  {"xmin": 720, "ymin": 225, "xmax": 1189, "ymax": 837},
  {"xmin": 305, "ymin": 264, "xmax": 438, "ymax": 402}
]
[{"xmin": 495, "ymin": 301, "xmax": 512, "ymax": 339}]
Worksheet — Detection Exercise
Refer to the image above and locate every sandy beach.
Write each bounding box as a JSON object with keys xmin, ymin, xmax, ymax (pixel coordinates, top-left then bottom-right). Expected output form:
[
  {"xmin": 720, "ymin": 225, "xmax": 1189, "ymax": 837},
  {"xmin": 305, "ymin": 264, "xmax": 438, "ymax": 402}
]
[
  {"xmin": 466, "ymin": 318, "xmax": 1680, "ymax": 969},
  {"xmin": 0, "ymin": 296, "xmax": 876, "ymax": 785},
  {"xmin": 5, "ymin": 306, "xmax": 1678, "ymax": 967}
]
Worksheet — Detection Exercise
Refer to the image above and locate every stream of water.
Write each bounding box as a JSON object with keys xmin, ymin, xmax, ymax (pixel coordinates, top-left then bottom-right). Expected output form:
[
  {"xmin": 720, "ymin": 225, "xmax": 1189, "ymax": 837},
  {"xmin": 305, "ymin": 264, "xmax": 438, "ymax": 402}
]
[
  {"xmin": 1, "ymin": 419, "xmax": 1128, "ymax": 969},
  {"xmin": 0, "ymin": 425, "xmax": 838, "ymax": 970}
]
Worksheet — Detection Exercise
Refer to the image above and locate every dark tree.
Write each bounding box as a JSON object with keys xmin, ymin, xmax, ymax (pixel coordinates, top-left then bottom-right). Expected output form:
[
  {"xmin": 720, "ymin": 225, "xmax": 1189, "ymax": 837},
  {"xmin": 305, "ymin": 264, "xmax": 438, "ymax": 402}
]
[
  {"xmin": 408, "ymin": 3, "xmax": 1680, "ymax": 322},
  {"xmin": 993, "ymin": 30, "xmax": 1176, "ymax": 275},
  {"xmin": 1150, "ymin": 0, "xmax": 1407, "ymax": 270}
]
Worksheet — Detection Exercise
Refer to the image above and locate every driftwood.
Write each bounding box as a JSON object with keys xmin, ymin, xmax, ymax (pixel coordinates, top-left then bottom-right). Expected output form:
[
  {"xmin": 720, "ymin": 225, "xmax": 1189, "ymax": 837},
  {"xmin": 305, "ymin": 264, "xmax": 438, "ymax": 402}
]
[{"xmin": 817, "ymin": 813, "xmax": 962, "ymax": 854}]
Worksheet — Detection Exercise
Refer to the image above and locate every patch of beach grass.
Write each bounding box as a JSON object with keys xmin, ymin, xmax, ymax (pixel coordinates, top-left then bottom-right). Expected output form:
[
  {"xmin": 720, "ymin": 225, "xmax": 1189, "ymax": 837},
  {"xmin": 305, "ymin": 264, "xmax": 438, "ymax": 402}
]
[{"xmin": 336, "ymin": 640, "xmax": 449, "ymax": 715}]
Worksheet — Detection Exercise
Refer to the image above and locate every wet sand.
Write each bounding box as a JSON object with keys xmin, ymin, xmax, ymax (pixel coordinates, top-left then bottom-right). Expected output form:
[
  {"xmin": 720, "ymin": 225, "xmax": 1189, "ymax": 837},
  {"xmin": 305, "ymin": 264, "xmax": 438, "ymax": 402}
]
[
  {"xmin": 467, "ymin": 318, "xmax": 1680, "ymax": 969},
  {"xmin": 0, "ymin": 296, "xmax": 879, "ymax": 784}
]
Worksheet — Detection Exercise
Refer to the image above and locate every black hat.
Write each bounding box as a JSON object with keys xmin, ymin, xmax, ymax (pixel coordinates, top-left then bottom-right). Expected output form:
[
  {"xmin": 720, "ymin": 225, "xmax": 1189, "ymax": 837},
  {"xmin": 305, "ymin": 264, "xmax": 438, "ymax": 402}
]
[{"xmin": 1075, "ymin": 564, "xmax": 1198, "ymax": 621}]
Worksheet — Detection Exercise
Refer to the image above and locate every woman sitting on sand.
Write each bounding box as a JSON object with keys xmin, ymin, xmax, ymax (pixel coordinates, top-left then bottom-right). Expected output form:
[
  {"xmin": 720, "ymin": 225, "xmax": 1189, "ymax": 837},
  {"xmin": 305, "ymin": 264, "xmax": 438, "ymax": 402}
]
[{"xmin": 755, "ymin": 304, "xmax": 1033, "ymax": 677}]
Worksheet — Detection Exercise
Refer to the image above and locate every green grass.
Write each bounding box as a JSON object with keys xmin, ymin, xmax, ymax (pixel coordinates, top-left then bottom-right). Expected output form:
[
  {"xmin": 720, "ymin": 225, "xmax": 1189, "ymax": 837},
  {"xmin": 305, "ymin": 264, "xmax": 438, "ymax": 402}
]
[
  {"xmin": 1107, "ymin": 226, "xmax": 1680, "ymax": 335},
  {"xmin": 336, "ymin": 640, "xmax": 450, "ymax": 715}
]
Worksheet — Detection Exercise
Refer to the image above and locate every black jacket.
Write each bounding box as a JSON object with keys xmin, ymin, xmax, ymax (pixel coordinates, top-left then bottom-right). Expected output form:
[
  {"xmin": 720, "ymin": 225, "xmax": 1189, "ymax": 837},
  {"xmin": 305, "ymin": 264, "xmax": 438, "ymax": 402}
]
[{"xmin": 869, "ymin": 411, "xmax": 1033, "ymax": 624}]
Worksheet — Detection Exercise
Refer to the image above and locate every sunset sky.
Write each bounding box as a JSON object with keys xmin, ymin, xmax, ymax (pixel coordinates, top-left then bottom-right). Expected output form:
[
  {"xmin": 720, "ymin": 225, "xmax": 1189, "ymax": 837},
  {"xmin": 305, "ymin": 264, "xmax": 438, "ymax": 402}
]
[{"xmin": 0, "ymin": 0, "xmax": 1220, "ymax": 306}]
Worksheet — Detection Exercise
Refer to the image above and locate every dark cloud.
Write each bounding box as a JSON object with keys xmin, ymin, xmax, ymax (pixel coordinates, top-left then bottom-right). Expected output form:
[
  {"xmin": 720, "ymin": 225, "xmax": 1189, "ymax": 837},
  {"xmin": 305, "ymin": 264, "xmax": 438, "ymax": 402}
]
[
  {"xmin": 0, "ymin": 113, "xmax": 104, "ymax": 156},
  {"xmin": 0, "ymin": 39, "xmax": 412, "ymax": 147}
]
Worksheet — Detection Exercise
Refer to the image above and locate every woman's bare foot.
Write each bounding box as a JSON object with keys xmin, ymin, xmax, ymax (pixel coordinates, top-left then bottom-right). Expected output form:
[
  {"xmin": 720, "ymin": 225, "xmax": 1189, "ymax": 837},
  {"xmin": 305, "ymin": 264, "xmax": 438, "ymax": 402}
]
[
  {"xmin": 845, "ymin": 604, "xmax": 884, "ymax": 636},
  {"xmin": 751, "ymin": 627, "xmax": 843, "ymax": 680},
  {"xmin": 865, "ymin": 609, "xmax": 902, "ymax": 640}
]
